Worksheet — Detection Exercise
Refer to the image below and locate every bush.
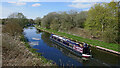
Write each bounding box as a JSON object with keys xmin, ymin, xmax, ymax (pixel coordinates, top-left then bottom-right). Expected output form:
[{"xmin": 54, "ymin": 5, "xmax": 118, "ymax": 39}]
[{"xmin": 3, "ymin": 22, "xmax": 23, "ymax": 36}]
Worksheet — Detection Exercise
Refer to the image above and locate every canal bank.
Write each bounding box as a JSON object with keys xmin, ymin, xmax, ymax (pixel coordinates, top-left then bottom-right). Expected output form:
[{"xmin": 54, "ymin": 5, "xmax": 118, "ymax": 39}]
[{"xmin": 35, "ymin": 25, "xmax": 120, "ymax": 55}]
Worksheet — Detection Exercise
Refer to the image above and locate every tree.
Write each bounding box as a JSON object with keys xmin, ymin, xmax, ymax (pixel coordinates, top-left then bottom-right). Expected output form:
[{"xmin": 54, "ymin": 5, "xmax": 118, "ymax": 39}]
[
  {"xmin": 28, "ymin": 19, "xmax": 34, "ymax": 25},
  {"xmin": 41, "ymin": 12, "xmax": 60, "ymax": 29},
  {"xmin": 74, "ymin": 11, "xmax": 88, "ymax": 28},
  {"xmin": 8, "ymin": 12, "xmax": 26, "ymax": 19},
  {"xmin": 85, "ymin": 2, "xmax": 119, "ymax": 43},
  {"xmin": 50, "ymin": 18, "xmax": 60, "ymax": 31},
  {"xmin": 34, "ymin": 17, "xmax": 41, "ymax": 26},
  {"xmin": 7, "ymin": 12, "xmax": 28, "ymax": 27},
  {"xmin": 59, "ymin": 11, "xmax": 75, "ymax": 31},
  {"xmin": 2, "ymin": 12, "xmax": 28, "ymax": 36},
  {"xmin": 103, "ymin": 2, "xmax": 119, "ymax": 43}
]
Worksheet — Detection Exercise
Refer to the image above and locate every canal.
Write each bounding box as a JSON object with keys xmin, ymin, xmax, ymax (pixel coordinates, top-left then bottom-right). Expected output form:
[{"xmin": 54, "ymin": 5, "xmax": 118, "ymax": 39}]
[{"xmin": 23, "ymin": 27, "xmax": 120, "ymax": 67}]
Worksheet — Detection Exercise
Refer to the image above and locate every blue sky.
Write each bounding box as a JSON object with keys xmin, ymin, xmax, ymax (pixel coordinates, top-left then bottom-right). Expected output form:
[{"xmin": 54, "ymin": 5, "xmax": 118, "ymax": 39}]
[{"xmin": 1, "ymin": 0, "xmax": 119, "ymax": 19}]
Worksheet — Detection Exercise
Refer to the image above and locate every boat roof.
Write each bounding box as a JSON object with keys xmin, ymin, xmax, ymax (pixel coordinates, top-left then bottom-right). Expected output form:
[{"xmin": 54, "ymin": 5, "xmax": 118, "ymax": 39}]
[
  {"xmin": 58, "ymin": 37, "xmax": 64, "ymax": 39},
  {"xmin": 52, "ymin": 34, "xmax": 83, "ymax": 45},
  {"xmin": 52, "ymin": 35, "xmax": 59, "ymax": 37}
]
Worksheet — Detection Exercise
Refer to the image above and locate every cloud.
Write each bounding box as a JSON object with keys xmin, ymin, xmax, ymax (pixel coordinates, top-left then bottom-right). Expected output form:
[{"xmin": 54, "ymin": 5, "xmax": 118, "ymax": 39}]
[
  {"xmin": 18, "ymin": 0, "xmax": 40, "ymax": 2},
  {"xmin": 8, "ymin": 2, "xmax": 26, "ymax": 6},
  {"xmin": 16, "ymin": 2, "xmax": 26, "ymax": 6},
  {"xmin": 8, "ymin": 2, "xmax": 16, "ymax": 3},
  {"xmin": 68, "ymin": 3, "xmax": 95, "ymax": 9},
  {"xmin": 32, "ymin": 3, "xmax": 41, "ymax": 7},
  {"xmin": 72, "ymin": 0, "xmax": 111, "ymax": 2},
  {"xmin": 68, "ymin": 0, "xmax": 101, "ymax": 10}
]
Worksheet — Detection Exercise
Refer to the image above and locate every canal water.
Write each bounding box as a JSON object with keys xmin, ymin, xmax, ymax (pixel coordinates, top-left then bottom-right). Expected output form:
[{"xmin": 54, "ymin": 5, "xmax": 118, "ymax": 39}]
[{"xmin": 23, "ymin": 27, "xmax": 120, "ymax": 67}]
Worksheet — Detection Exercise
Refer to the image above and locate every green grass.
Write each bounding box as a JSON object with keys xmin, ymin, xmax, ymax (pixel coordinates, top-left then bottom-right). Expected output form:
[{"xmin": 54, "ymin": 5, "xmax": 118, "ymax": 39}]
[{"xmin": 35, "ymin": 25, "xmax": 119, "ymax": 52}]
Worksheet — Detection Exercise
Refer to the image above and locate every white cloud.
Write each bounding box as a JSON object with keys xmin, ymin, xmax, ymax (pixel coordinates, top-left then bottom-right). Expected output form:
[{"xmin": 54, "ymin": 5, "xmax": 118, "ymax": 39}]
[
  {"xmin": 18, "ymin": 0, "xmax": 40, "ymax": 2},
  {"xmin": 32, "ymin": 3, "xmax": 41, "ymax": 7},
  {"xmin": 68, "ymin": 3, "xmax": 95, "ymax": 9},
  {"xmin": 8, "ymin": 2, "xmax": 16, "ymax": 3},
  {"xmin": 8, "ymin": 2, "xmax": 26, "ymax": 6},
  {"xmin": 16, "ymin": 2, "xmax": 26, "ymax": 6},
  {"xmin": 72, "ymin": 0, "xmax": 111, "ymax": 2}
]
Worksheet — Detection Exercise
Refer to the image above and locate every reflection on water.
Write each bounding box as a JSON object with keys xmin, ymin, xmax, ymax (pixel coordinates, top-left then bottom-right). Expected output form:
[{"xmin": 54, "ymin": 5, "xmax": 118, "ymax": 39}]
[
  {"xmin": 32, "ymin": 38, "xmax": 40, "ymax": 40},
  {"xmin": 24, "ymin": 27, "xmax": 120, "ymax": 67},
  {"xmin": 29, "ymin": 41, "xmax": 39, "ymax": 45}
]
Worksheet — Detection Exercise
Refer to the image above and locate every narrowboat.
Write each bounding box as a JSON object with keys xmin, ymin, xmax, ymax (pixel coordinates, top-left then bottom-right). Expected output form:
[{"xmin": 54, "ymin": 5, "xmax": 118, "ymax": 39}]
[{"xmin": 50, "ymin": 34, "xmax": 92, "ymax": 58}]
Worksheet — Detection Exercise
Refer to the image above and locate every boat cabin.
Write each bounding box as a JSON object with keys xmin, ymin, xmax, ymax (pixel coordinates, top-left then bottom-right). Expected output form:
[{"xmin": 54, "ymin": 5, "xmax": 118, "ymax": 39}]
[{"xmin": 51, "ymin": 34, "xmax": 91, "ymax": 55}]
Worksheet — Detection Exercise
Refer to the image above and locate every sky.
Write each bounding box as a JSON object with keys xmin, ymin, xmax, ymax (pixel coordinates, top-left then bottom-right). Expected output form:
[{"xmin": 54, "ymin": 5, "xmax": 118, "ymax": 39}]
[{"xmin": 1, "ymin": 0, "xmax": 120, "ymax": 19}]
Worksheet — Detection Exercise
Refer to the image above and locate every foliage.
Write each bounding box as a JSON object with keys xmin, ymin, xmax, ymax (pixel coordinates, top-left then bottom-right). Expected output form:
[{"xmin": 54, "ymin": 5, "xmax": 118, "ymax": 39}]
[
  {"xmin": 7, "ymin": 12, "xmax": 28, "ymax": 27},
  {"xmin": 50, "ymin": 18, "xmax": 60, "ymax": 31},
  {"xmin": 59, "ymin": 11, "xmax": 75, "ymax": 31},
  {"xmin": 3, "ymin": 22, "xmax": 23, "ymax": 36},
  {"xmin": 74, "ymin": 11, "xmax": 87, "ymax": 28},
  {"xmin": 85, "ymin": 2, "xmax": 119, "ymax": 43},
  {"xmin": 34, "ymin": 17, "xmax": 41, "ymax": 26},
  {"xmin": 41, "ymin": 12, "xmax": 60, "ymax": 29},
  {"xmin": 28, "ymin": 19, "xmax": 34, "ymax": 25},
  {"xmin": 2, "ymin": 12, "xmax": 29, "ymax": 36},
  {"xmin": 41, "ymin": 10, "xmax": 87, "ymax": 31},
  {"xmin": 38, "ymin": 2, "xmax": 119, "ymax": 44}
]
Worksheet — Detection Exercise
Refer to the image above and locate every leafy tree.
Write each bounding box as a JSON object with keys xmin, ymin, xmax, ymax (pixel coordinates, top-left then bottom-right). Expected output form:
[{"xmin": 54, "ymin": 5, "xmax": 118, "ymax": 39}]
[
  {"xmin": 103, "ymin": 2, "xmax": 119, "ymax": 43},
  {"xmin": 7, "ymin": 12, "xmax": 28, "ymax": 27},
  {"xmin": 2, "ymin": 12, "xmax": 28, "ymax": 36},
  {"xmin": 59, "ymin": 11, "xmax": 75, "ymax": 31},
  {"xmin": 28, "ymin": 19, "xmax": 34, "ymax": 24},
  {"xmin": 8, "ymin": 12, "xmax": 26, "ymax": 19},
  {"xmin": 118, "ymin": 2, "xmax": 120, "ymax": 44},
  {"xmin": 75, "ymin": 11, "xmax": 87, "ymax": 28},
  {"xmin": 41, "ymin": 12, "xmax": 60, "ymax": 29},
  {"xmin": 34, "ymin": 17, "xmax": 41, "ymax": 26},
  {"xmin": 85, "ymin": 2, "xmax": 119, "ymax": 43},
  {"xmin": 50, "ymin": 18, "xmax": 60, "ymax": 31}
]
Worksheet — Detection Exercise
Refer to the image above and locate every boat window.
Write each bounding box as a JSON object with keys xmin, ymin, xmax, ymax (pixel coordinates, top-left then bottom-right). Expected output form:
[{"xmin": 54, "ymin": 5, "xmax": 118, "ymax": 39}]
[
  {"xmin": 52, "ymin": 36, "xmax": 53, "ymax": 38},
  {"xmin": 57, "ymin": 39, "xmax": 60, "ymax": 41},
  {"xmin": 66, "ymin": 42, "xmax": 69, "ymax": 46},
  {"xmin": 60, "ymin": 39, "xmax": 63, "ymax": 42},
  {"xmin": 63, "ymin": 41, "xmax": 66, "ymax": 44},
  {"xmin": 69, "ymin": 43, "xmax": 73, "ymax": 46},
  {"xmin": 75, "ymin": 44, "xmax": 79, "ymax": 47}
]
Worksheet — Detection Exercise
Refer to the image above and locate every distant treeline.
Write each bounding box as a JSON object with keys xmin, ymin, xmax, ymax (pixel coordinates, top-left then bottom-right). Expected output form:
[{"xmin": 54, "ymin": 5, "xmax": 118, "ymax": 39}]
[{"xmin": 35, "ymin": 2, "xmax": 119, "ymax": 44}]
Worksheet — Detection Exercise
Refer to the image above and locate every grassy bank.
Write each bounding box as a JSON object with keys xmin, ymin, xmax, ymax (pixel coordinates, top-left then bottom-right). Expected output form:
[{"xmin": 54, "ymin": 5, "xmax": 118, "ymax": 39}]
[{"xmin": 35, "ymin": 25, "xmax": 119, "ymax": 52}]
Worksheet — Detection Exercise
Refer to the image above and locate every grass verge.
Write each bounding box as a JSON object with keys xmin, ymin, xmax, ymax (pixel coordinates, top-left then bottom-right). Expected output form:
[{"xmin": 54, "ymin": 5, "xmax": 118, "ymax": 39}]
[{"xmin": 35, "ymin": 25, "xmax": 119, "ymax": 52}]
